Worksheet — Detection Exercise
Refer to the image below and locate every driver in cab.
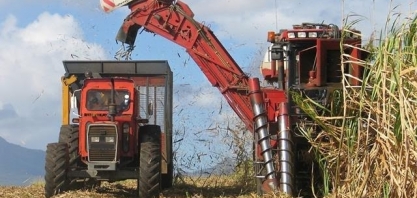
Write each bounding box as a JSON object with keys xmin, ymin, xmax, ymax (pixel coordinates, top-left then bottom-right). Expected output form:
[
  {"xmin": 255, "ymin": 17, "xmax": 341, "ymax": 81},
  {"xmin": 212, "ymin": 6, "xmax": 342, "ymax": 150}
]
[{"xmin": 88, "ymin": 92, "xmax": 109, "ymax": 111}]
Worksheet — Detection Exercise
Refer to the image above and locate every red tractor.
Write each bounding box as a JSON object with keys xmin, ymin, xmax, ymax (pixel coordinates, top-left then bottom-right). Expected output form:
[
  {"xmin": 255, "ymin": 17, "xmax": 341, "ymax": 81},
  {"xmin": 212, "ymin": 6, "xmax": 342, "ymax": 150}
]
[
  {"xmin": 44, "ymin": 60, "xmax": 173, "ymax": 197},
  {"xmin": 100, "ymin": 0, "xmax": 366, "ymax": 196}
]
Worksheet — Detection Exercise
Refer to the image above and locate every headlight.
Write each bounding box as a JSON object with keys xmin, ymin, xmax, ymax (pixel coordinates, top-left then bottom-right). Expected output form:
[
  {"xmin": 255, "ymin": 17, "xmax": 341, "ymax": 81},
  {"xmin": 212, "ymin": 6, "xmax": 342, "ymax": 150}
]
[
  {"xmin": 91, "ymin": 136, "xmax": 100, "ymax": 143},
  {"xmin": 297, "ymin": 32, "xmax": 306, "ymax": 38},
  {"xmin": 105, "ymin": 136, "xmax": 115, "ymax": 143},
  {"xmin": 308, "ymin": 32, "xmax": 317, "ymax": 38}
]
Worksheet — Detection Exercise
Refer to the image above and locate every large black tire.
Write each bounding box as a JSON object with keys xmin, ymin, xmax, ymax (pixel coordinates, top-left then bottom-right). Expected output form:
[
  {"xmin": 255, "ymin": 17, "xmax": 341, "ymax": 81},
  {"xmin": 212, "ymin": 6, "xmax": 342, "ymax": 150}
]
[
  {"xmin": 138, "ymin": 125, "xmax": 162, "ymax": 197},
  {"xmin": 58, "ymin": 125, "xmax": 79, "ymax": 168},
  {"xmin": 44, "ymin": 143, "xmax": 69, "ymax": 198},
  {"xmin": 58, "ymin": 125, "xmax": 86, "ymax": 190},
  {"xmin": 59, "ymin": 125, "xmax": 101, "ymax": 190}
]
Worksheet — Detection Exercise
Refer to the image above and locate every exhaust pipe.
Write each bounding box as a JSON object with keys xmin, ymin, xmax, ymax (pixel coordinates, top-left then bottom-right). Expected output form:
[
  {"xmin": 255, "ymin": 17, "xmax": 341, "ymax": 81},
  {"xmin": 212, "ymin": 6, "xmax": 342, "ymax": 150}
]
[
  {"xmin": 248, "ymin": 78, "xmax": 278, "ymax": 191},
  {"xmin": 109, "ymin": 79, "xmax": 117, "ymax": 121}
]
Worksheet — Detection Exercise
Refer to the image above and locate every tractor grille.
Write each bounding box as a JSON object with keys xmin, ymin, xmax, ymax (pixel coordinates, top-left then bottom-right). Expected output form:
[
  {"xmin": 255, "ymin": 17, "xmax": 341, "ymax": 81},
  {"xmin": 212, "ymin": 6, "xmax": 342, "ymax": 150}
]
[
  {"xmin": 89, "ymin": 150, "xmax": 116, "ymax": 161},
  {"xmin": 87, "ymin": 125, "xmax": 117, "ymax": 162}
]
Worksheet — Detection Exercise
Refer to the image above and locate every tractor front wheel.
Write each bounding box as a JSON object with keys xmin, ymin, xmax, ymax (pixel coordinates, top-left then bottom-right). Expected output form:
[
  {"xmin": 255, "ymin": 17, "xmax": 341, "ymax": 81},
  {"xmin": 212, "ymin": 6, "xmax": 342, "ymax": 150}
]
[
  {"xmin": 58, "ymin": 125, "xmax": 79, "ymax": 168},
  {"xmin": 137, "ymin": 125, "xmax": 162, "ymax": 197},
  {"xmin": 44, "ymin": 142, "xmax": 69, "ymax": 198}
]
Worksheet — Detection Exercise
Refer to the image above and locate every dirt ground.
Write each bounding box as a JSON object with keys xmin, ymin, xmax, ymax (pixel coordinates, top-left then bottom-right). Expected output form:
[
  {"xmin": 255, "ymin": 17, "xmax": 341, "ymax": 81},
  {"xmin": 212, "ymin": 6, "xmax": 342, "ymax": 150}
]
[{"xmin": 0, "ymin": 179, "xmax": 265, "ymax": 198}]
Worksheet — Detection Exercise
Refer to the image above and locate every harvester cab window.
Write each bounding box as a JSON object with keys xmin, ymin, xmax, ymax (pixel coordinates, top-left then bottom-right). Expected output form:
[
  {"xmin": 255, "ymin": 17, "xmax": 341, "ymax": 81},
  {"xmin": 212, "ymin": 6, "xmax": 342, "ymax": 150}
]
[{"xmin": 87, "ymin": 89, "xmax": 130, "ymax": 111}]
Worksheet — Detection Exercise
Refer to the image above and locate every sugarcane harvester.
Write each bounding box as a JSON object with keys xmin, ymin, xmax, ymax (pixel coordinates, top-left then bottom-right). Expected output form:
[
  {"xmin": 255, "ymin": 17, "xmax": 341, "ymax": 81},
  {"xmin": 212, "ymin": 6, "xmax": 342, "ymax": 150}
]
[
  {"xmin": 44, "ymin": 60, "xmax": 173, "ymax": 198},
  {"xmin": 100, "ymin": 0, "xmax": 365, "ymax": 196}
]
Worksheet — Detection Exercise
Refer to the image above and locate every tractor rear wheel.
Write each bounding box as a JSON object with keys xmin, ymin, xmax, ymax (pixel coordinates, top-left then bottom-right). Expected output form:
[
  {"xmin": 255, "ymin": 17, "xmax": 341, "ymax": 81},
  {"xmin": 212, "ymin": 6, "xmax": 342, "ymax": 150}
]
[
  {"xmin": 44, "ymin": 142, "xmax": 69, "ymax": 198},
  {"xmin": 138, "ymin": 125, "xmax": 162, "ymax": 197}
]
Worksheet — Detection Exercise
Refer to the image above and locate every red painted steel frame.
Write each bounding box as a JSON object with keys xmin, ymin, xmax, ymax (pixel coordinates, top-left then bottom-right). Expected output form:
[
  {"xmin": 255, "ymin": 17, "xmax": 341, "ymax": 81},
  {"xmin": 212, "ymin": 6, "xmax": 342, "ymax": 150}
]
[
  {"xmin": 120, "ymin": 0, "xmax": 286, "ymax": 131},
  {"xmin": 309, "ymin": 39, "xmax": 362, "ymax": 87},
  {"xmin": 79, "ymin": 78, "xmax": 136, "ymax": 159}
]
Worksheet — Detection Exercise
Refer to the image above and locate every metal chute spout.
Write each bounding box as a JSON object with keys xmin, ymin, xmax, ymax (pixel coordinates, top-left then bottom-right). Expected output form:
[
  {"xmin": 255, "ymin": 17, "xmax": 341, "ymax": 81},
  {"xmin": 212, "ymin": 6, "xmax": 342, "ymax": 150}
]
[{"xmin": 116, "ymin": 21, "xmax": 141, "ymax": 46}]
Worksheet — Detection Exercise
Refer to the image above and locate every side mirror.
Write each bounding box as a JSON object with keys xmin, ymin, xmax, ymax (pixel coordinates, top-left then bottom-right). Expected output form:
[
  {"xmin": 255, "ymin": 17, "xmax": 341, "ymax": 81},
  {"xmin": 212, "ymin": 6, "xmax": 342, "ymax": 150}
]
[
  {"xmin": 147, "ymin": 102, "xmax": 154, "ymax": 116},
  {"xmin": 71, "ymin": 90, "xmax": 81, "ymax": 117},
  {"xmin": 271, "ymin": 43, "xmax": 285, "ymax": 60},
  {"xmin": 71, "ymin": 94, "xmax": 77, "ymax": 109}
]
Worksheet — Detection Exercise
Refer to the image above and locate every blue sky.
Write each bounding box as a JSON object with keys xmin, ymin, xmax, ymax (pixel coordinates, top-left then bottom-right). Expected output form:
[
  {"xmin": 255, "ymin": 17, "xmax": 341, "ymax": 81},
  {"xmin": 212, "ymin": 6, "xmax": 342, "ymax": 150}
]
[{"xmin": 0, "ymin": 0, "xmax": 415, "ymax": 168}]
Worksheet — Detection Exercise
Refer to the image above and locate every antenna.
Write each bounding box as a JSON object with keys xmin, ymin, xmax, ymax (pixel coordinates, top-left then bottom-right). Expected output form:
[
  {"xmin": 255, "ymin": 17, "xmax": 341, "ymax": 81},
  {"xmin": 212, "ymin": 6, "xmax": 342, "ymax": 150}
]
[{"xmin": 275, "ymin": 0, "xmax": 278, "ymax": 31}]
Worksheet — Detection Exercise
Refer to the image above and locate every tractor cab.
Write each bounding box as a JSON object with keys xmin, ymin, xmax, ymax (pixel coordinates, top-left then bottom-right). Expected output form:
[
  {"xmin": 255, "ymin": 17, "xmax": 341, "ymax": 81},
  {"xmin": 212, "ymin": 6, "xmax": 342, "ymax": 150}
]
[
  {"xmin": 76, "ymin": 77, "xmax": 137, "ymax": 167},
  {"xmin": 85, "ymin": 88, "xmax": 130, "ymax": 112},
  {"xmin": 80, "ymin": 78, "xmax": 134, "ymax": 116}
]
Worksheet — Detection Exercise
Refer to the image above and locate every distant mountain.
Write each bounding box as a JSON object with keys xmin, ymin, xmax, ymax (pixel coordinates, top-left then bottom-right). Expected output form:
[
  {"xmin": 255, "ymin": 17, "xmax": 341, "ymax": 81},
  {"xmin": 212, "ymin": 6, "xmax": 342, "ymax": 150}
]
[{"xmin": 0, "ymin": 137, "xmax": 45, "ymax": 186}]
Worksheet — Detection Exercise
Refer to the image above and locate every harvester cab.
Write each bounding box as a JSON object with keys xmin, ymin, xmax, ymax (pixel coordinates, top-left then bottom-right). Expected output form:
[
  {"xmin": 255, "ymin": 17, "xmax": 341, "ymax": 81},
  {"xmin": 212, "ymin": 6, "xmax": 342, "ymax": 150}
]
[
  {"xmin": 262, "ymin": 22, "xmax": 363, "ymax": 88},
  {"xmin": 45, "ymin": 60, "xmax": 173, "ymax": 198}
]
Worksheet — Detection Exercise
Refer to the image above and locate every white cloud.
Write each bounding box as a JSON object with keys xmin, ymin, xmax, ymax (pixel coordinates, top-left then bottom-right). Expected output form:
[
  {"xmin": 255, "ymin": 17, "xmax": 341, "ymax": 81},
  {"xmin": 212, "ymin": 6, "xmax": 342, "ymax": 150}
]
[
  {"xmin": 0, "ymin": 12, "xmax": 107, "ymax": 149},
  {"xmin": 19, "ymin": 13, "xmax": 84, "ymax": 44},
  {"xmin": 174, "ymin": 84, "xmax": 223, "ymax": 111}
]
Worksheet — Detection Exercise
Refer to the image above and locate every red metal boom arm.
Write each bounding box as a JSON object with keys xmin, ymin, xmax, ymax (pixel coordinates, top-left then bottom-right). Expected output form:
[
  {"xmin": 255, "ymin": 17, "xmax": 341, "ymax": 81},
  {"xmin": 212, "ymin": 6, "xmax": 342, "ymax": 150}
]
[{"xmin": 120, "ymin": 0, "xmax": 255, "ymax": 130}]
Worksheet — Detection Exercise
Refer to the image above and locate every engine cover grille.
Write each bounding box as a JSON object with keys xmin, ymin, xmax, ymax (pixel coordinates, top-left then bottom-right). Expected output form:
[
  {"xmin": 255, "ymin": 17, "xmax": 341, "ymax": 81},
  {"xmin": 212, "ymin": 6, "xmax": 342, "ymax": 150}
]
[
  {"xmin": 87, "ymin": 125, "xmax": 117, "ymax": 162},
  {"xmin": 89, "ymin": 149, "xmax": 116, "ymax": 161}
]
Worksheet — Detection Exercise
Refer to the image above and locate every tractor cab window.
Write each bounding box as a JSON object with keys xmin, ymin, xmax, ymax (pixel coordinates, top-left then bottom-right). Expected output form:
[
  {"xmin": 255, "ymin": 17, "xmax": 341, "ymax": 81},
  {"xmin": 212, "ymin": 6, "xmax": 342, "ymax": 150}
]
[{"xmin": 87, "ymin": 89, "xmax": 130, "ymax": 111}]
